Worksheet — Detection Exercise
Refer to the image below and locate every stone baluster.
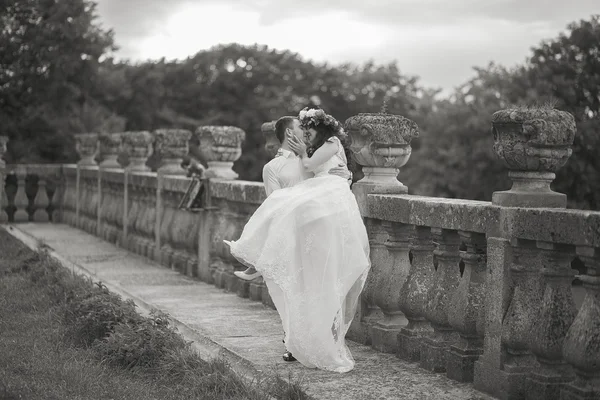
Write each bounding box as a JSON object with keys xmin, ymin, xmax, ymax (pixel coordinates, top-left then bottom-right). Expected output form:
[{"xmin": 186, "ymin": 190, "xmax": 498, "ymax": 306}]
[
  {"xmin": 13, "ymin": 166, "xmax": 29, "ymax": 222},
  {"xmin": 125, "ymin": 182, "xmax": 140, "ymax": 252},
  {"xmin": 397, "ymin": 225, "xmax": 435, "ymax": 362},
  {"xmin": 501, "ymin": 238, "xmax": 542, "ymax": 399},
  {"xmin": 371, "ymin": 221, "xmax": 412, "ymax": 352},
  {"xmin": 447, "ymin": 231, "xmax": 487, "ymax": 382},
  {"xmin": 262, "ymin": 120, "xmax": 280, "ymax": 159},
  {"xmin": 196, "ymin": 126, "xmax": 246, "ymax": 180},
  {"xmin": 155, "ymin": 129, "xmax": 191, "ymax": 176},
  {"xmin": 348, "ymin": 218, "xmax": 387, "ymax": 344},
  {"xmin": 0, "ymin": 136, "xmax": 8, "ymax": 222},
  {"xmin": 527, "ymin": 242, "xmax": 576, "ymax": 400},
  {"xmin": 562, "ymin": 247, "xmax": 600, "ymax": 400},
  {"xmin": 75, "ymin": 133, "xmax": 98, "ymax": 231},
  {"xmin": 420, "ymin": 228, "xmax": 461, "ymax": 373},
  {"xmin": 159, "ymin": 189, "xmax": 177, "ymax": 267},
  {"xmin": 99, "ymin": 133, "xmax": 123, "ymax": 169},
  {"xmin": 123, "ymin": 131, "xmax": 153, "ymax": 172},
  {"xmin": 143, "ymin": 184, "xmax": 158, "ymax": 259},
  {"xmin": 33, "ymin": 172, "xmax": 50, "ymax": 222}
]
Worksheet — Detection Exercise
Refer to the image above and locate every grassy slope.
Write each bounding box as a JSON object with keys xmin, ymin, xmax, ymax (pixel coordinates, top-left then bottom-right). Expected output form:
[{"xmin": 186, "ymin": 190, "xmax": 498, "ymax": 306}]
[{"xmin": 0, "ymin": 227, "xmax": 307, "ymax": 400}]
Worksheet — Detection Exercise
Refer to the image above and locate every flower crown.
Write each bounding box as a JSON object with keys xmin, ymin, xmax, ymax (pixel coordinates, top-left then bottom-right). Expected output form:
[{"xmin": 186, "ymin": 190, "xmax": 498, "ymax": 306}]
[{"xmin": 298, "ymin": 108, "xmax": 344, "ymax": 135}]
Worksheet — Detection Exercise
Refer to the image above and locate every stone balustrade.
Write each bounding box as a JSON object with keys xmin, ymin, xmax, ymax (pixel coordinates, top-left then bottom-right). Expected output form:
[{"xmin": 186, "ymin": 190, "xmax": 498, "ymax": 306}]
[{"xmin": 1, "ymin": 108, "xmax": 599, "ymax": 400}]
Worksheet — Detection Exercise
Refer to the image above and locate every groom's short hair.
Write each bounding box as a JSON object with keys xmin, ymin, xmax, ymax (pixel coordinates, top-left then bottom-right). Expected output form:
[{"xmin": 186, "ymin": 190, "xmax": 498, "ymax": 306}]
[{"xmin": 275, "ymin": 116, "xmax": 295, "ymax": 143}]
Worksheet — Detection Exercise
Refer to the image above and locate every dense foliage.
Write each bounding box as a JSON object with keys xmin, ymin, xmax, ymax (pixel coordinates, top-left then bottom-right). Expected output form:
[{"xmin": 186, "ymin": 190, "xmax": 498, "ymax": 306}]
[{"xmin": 1, "ymin": 1, "xmax": 597, "ymax": 209}]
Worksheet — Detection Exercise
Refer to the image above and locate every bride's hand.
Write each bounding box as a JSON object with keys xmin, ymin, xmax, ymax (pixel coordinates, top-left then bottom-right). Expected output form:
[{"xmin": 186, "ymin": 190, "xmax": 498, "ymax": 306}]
[{"xmin": 287, "ymin": 132, "xmax": 307, "ymax": 157}]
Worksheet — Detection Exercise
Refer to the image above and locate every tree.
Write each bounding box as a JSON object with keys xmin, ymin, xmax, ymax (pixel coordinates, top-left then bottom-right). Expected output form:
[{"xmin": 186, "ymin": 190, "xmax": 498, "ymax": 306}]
[{"xmin": 0, "ymin": 0, "xmax": 117, "ymax": 163}]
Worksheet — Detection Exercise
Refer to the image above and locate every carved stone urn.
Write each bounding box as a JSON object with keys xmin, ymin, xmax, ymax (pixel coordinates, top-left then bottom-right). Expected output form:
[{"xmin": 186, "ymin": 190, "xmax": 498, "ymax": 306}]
[
  {"xmin": 345, "ymin": 112, "xmax": 419, "ymax": 192},
  {"xmin": 491, "ymin": 107, "xmax": 576, "ymax": 208},
  {"xmin": 196, "ymin": 126, "xmax": 246, "ymax": 180},
  {"xmin": 98, "ymin": 133, "xmax": 123, "ymax": 169},
  {"xmin": 75, "ymin": 133, "xmax": 99, "ymax": 167},
  {"xmin": 123, "ymin": 131, "xmax": 154, "ymax": 172},
  {"xmin": 261, "ymin": 121, "xmax": 280, "ymax": 159},
  {"xmin": 154, "ymin": 129, "xmax": 192, "ymax": 175}
]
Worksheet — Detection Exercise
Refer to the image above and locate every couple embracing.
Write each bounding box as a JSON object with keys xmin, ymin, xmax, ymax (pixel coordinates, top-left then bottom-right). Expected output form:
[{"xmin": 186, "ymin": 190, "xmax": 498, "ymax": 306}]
[{"xmin": 225, "ymin": 108, "xmax": 370, "ymax": 373}]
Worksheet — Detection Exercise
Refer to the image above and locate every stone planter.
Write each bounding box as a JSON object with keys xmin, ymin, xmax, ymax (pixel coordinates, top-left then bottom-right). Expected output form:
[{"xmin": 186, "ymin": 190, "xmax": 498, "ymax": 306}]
[
  {"xmin": 75, "ymin": 133, "xmax": 99, "ymax": 167},
  {"xmin": 196, "ymin": 126, "xmax": 245, "ymax": 180},
  {"xmin": 154, "ymin": 129, "xmax": 192, "ymax": 175},
  {"xmin": 491, "ymin": 107, "xmax": 576, "ymax": 208},
  {"xmin": 99, "ymin": 133, "xmax": 123, "ymax": 169},
  {"xmin": 123, "ymin": 131, "xmax": 154, "ymax": 172},
  {"xmin": 261, "ymin": 121, "xmax": 280, "ymax": 159}
]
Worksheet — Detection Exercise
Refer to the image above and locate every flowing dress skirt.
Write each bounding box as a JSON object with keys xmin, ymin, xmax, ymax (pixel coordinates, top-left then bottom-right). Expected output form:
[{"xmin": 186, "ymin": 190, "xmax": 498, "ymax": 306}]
[{"xmin": 225, "ymin": 175, "xmax": 370, "ymax": 373}]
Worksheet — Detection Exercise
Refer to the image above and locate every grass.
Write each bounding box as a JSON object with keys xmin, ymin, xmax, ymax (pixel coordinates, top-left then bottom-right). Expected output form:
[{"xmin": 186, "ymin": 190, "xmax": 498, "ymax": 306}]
[{"xmin": 0, "ymin": 227, "xmax": 309, "ymax": 400}]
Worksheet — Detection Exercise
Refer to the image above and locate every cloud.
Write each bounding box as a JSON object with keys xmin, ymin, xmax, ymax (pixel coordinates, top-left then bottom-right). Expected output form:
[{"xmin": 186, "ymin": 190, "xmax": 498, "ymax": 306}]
[{"xmin": 93, "ymin": 0, "xmax": 600, "ymax": 89}]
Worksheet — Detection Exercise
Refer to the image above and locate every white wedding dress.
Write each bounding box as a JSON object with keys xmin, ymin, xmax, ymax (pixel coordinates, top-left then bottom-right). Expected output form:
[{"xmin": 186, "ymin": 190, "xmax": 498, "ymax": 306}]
[{"xmin": 225, "ymin": 137, "xmax": 370, "ymax": 373}]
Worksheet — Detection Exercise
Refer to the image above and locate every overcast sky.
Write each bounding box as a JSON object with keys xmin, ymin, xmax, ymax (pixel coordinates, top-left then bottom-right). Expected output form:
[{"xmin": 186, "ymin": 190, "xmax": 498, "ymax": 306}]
[{"xmin": 94, "ymin": 0, "xmax": 599, "ymax": 91}]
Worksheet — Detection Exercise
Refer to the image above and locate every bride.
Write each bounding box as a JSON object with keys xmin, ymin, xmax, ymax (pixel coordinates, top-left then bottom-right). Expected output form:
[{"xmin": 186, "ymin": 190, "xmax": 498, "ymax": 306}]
[{"xmin": 225, "ymin": 107, "xmax": 370, "ymax": 373}]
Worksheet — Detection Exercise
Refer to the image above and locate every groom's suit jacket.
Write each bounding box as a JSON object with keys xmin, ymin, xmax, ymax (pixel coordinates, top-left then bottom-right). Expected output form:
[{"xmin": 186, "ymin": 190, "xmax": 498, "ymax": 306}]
[{"xmin": 262, "ymin": 148, "xmax": 311, "ymax": 197}]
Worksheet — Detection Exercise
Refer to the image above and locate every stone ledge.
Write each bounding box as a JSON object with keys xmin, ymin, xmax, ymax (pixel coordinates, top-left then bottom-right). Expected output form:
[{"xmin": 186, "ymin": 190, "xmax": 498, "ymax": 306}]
[
  {"xmin": 128, "ymin": 171, "xmax": 157, "ymax": 189},
  {"xmin": 162, "ymin": 175, "xmax": 191, "ymax": 193},
  {"xmin": 101, "ymin": 169, "xmax": 125, "ymax": 184},
  {"xmin": 504, "ymin": 207, "xmax": 600, "ymax": 247},
  {"xmin": 210, "ymin": 180, "xmax": 266, "ymax": 205},
  {"xmin": 367, "ymin": 194, "xmax": 497, "ymax": 233},
  {"xmin": 79, "ymin": 166, "xmax": 99, "ymax": 179}
]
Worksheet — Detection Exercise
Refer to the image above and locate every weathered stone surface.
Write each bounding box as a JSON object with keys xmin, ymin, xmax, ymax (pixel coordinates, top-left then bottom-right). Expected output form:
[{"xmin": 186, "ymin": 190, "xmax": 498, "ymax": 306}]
[
  {"xmin": 503, "ymin": 208, "xmax": 600, "ymax": 248},
  {"xmin": 99, "ymin": 132, "xmax": 123, "ymax": 169},
  {"xmin": 154, "ymin": 129, "xmax": 192, "ymax": 175},
  {"xmin": 196, "ymin": 126, "xmax": 245, "ymax": 180},
  {"xmin": 491, "ymin": 107, "xmax": 576, "ymax": 208},
  {"xmin": 210, "ymin": 180, "xmax": 266, "ymax": 205},
  {"xmin": 368, "ymin": 195, "xmax": 498, "ymax": 233},
  {"xmin": 75, "ymin": 133, "xmax": 99, "ymax": 166},
  {"xmin": 0, "ymin": 135, "xmax": 8, "ymax": 169},
  {"xmin": 345, "ymin": 112, "xmax": 419, "ymax": 199},
  {"xmin": 123, "ymin": 131, "xmax": 154, "ymax": 171}
]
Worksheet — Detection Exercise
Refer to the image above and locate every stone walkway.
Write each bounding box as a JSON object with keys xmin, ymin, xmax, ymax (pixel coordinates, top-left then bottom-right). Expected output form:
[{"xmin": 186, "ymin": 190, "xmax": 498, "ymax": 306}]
[{"xmin": 7, "ymin": 223, "xmax": 494, "ymax": 400}]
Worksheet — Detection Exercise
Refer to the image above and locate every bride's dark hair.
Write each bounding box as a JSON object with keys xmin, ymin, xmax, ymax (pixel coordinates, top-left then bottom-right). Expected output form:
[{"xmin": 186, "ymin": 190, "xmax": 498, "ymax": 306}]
[{"xmin": 300, "ymin": 107, "xmax": 352, "ymax": 164}]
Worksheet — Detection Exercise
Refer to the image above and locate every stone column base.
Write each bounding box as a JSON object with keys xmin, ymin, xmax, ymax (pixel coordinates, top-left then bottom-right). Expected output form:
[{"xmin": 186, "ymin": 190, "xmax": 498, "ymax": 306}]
[
  {"xmin": 261, "ymin": 285, "xmax": 275, "ymax": 309},
  {"xmin": 419, "ymin": 333, "xmax": 456, "ymax": 373},
  {"xmin": 248, "ymin": 279, "xmax": 264, "ymax": 302},
  {"xmin": 398, "ymin": 322, "xmax": 432, "ymax": 362},
  {"xmin": 236, "ymin": 279, "xmax": 250, "ymax": 298},
  {"xmin": 560, "ymin": 382, "xmax": 599, "ymax": 400},
  {"xmin": 525, "ymin": 368, "xmax": 574, "ymax": 400},
  {"xmin": 371, "ymin": 316, "xmax": 407, "ymax": 353},
  {"xmin": 446, "ymin": 343, "xmax": 483, "ymax": 382}
]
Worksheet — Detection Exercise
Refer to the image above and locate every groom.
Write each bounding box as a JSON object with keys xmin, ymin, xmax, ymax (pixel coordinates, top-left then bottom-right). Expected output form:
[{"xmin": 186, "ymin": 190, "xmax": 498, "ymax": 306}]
[
  {"xmin": 235, "ymin": 115, "xmax": 350, "ymax": 281},
  {"xmin": 233, "ymin": 115, "xmax": 350, "ymax": 362}
]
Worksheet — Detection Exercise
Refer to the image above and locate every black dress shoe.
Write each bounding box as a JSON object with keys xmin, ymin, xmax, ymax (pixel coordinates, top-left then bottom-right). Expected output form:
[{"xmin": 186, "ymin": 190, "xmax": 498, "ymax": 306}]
[{"xmin": 283, "ymin": 351, "xmax": 296, "ymax": 362}]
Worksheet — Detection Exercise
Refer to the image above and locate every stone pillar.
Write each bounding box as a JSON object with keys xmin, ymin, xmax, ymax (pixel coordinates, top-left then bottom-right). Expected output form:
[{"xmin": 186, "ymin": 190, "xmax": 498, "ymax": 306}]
[
  {"xmin": 262, "ymin": 121, "xmax": 280, "ymax": 159},
  {"xmin": 420, "ymin": 228, "xmax": 461, "ymax": 373},
  {"xmin": 154, "ymin": 129, "xmax": 192, "ymax": 176},
  {"xmin": 526, "ymin": 242, "xmax": 576, "ymax": 400},
  {"xmin": 344, "ymin": 112, "xmax": 419, "ymax": 216},
  {"xmin": 13, "ymin": 166, "xmax": 29, "ymax": 222},
  {"xmin": 75, "ymin": 133, "xmax": 99, "ymax": 167},
  {"xmin": 370, "ymin": 221, "xmax": 411, "ymax": 352},
  {"xmin": 562, "ymin": 247, "xmax": 600, "ymax": 400},
  {"xmin": 501, "ymin": 239, "xmax": 542, "ymax": 399},
  {"xmin": 474, "ymin": 107, "xmax": 577, "ymax": 399},
  {"xmin": 99, "ymin": 133, "xmax": 123, "ymax": 169},
  {"xmin": 490, "ymin": 108, "xmax": 576, "ymax": 208},
  {"xmin": 33, "ymin": 171, "xmax": 50, "ymax": 223},
  {"xmin": 196, "ymin": 126, "xmax": 245, "ymax": 180},
  {"xmin": 0, "ymin": 136, "xmax": 8, "ymax": 223},
  {"xmin": 447, "ymin": 231, "xmax": 487, "ymax": 382},
  {"xmin": 123, "ymin": 131, "xmax": 153, "ymax": 172},
  {"xmin": 397, "ymin": 225, "xmax": 435, "ymax": 362}
]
